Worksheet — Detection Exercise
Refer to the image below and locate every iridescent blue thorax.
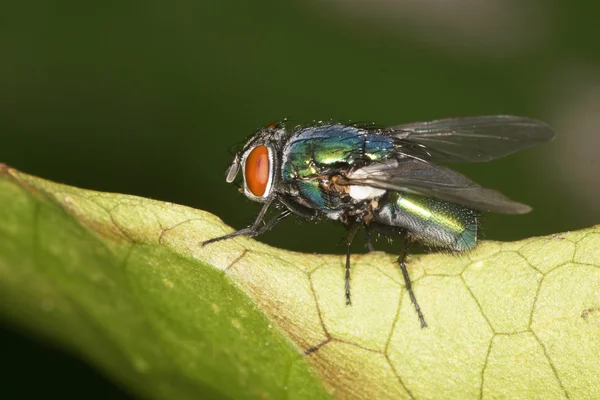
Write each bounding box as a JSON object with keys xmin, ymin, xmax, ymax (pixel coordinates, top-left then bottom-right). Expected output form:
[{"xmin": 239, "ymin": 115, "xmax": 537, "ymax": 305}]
[{"xmin": 280, "ymin": 124, "xmax": 394, "ymax": 211}]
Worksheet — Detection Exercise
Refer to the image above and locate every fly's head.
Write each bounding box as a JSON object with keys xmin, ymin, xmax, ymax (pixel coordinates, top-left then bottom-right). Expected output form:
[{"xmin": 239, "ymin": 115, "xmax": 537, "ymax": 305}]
[{"xmin": 225, "ymin": 123, "xmax": 287, "ymax": 203}]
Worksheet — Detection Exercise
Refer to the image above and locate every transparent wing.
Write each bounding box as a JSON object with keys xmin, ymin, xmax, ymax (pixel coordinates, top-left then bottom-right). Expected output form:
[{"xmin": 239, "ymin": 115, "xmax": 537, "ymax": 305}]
[
  {"xmin": 346, "ymin": 159, "xmax": 532, "ymax": 214},
  {"xmin": 386, "ymin": 115, "xmax": 555, "ymax": 163}
]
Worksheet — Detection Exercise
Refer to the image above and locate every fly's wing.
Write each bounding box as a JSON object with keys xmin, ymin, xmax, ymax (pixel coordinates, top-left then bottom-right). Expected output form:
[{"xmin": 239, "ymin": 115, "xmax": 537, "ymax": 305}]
[
  {"xmin": 386, "ymin": 115, "xmax": 555, "ymax": 163},
  {"xmin": 346, "ymin": 159, "xmax": 532, "ymax": 214}
]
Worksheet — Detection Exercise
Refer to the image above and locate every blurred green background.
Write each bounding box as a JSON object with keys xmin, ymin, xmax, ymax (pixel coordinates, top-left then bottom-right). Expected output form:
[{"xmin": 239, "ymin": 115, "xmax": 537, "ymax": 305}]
[{"xmin": 1, "ymin": 0, "xmax": 599, "ymax": 398}]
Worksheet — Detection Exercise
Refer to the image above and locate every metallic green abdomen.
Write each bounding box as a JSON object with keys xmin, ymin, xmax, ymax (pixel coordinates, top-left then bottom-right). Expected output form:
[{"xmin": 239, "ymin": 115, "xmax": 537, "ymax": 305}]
[{"xmin": 374, "ymin": 192, "xmax": 478, "ymax": 251}]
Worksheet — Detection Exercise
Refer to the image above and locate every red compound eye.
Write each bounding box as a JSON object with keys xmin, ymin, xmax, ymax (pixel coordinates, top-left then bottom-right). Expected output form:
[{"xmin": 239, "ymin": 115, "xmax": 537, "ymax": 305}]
[{"xmin": 245, "ymin": 145, "xmax": 270, "ymax": 196}]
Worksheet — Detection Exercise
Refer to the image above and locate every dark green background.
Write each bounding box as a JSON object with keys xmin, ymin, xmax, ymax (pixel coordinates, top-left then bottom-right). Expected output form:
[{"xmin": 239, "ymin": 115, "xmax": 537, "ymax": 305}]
[{"xmin": 2, "ymin": 1, "xmax": 599, "ymax": 398}]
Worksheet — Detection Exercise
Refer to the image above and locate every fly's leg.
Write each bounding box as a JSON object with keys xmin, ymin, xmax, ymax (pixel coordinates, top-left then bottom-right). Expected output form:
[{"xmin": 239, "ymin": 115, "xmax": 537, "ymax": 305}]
[
  {"xmin": 252, "ymin": 209, "xmax": 291, "ymax": 236},
  {"xmin": 364, "ymin": 224, "xmax": 376, "ymax": 252},
  {"xmin": 202, "ymin": 199, "xmax": 285, "ymax": 246},
  {"xmin": 398, "ymin": 234, "xmax": 427, "ymax": 328},
  {"xmin": 344, "ymin": 221, "xmax": 362, "ymax": 305},
  {"xmin": 278, "ymin": 194, "xmax": 318, "ymax": 220},
  {"xmin": 202, "ymin": 209, "xmax": 289, "ymax": 245}
]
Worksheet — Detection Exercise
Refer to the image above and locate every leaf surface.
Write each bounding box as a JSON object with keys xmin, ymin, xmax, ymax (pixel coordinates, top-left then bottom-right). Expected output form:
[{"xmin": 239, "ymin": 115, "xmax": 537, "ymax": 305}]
[{"xmin": 1, "ymin": 164, "xmax": 598, "ymax": 399}]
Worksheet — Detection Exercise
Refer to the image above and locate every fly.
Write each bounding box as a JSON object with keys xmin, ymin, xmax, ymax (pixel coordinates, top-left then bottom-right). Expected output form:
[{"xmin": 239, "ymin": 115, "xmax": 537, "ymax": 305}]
[{"xmin": 202, "ymin": 116, "xmax": 555, "ymax": 327}]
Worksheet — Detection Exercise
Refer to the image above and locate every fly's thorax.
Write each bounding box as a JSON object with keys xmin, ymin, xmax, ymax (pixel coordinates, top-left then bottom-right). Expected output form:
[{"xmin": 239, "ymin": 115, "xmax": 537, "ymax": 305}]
[
  {"xmin": 280, "ymin": 124, "xmax": 395, "ymax": 210},
  {"xmin": 346, "ymin": 166, "xmax": 387, "ymax": 201},
  {"xmin": 373, "ymin": 191, "xmax": 479, "ymax": 251},
  {"xmin": 281, "ymin": 125, "xmax": 395, "ymax": 181}
]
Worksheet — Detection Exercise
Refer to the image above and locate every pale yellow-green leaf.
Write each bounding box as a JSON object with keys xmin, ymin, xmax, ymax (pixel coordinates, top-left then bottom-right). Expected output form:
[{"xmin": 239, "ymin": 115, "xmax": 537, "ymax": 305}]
[{"xmin": 1, "ymin": 164, "xmax": 598, "ymax": 400}]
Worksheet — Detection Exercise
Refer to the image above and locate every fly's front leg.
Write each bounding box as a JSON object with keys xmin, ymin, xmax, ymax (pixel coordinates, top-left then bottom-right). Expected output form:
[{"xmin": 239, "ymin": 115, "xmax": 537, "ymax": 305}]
[
  {"xmin": 398, "ymin": 233, "xmax": 427, "ymax": 328},
  {"xmin": 254, "ymin": 209, "xmax": 291, "ymax": 236},
  {"xmin": 202, "ymin": 198, "xmax": 280, "ymax": 246}
]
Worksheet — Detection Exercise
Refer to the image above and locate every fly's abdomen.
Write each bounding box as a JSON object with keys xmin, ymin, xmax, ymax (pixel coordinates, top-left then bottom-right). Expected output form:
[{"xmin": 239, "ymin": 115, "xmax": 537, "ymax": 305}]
[{"xmin": 374, "ymin": 192, "xmax": 478, "ymax": 251}]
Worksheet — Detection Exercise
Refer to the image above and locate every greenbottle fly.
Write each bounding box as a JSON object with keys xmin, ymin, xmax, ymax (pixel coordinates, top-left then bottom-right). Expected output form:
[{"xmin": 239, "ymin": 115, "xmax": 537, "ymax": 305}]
[{"xmin": 203, "ymin": 116, "xmax": 555, "ymax": 327}]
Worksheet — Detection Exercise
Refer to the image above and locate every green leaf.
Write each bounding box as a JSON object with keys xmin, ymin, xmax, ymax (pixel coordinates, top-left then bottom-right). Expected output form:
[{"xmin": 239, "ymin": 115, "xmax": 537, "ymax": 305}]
[{"xmin": 1, "ymin": 164, "xmax": 599, "ymax": 400}]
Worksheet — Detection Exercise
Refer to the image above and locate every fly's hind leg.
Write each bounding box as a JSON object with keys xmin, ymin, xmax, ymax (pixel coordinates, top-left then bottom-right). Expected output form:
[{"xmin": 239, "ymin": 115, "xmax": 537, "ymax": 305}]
[{"xmin": 398, "ymin": 233, "xmax": 427, "ymax": 328}]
